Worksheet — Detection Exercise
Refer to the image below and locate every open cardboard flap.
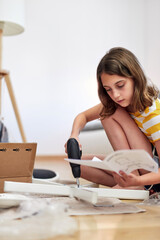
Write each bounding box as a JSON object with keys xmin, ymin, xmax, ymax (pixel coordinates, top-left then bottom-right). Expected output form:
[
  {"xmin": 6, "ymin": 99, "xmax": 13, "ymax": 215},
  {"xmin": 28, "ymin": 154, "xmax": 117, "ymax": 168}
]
[{"xmin": 0, "ymin": 143, "xmax": 37, "ymax": 192}]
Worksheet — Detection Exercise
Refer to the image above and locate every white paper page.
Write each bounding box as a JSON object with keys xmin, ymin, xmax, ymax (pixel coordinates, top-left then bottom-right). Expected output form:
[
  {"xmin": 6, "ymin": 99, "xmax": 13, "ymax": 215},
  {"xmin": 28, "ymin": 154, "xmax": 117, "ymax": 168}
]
[
  {"xmin": 65, "ymin": 150, "xmax": 158, "ymax": 175},
  {"xmin": 104, "ymin": 149, "xmax": 158, "ymax": 174},
  {"xmin": 64, "ymin": 158, "xmax": 112, "ymax": 171}
]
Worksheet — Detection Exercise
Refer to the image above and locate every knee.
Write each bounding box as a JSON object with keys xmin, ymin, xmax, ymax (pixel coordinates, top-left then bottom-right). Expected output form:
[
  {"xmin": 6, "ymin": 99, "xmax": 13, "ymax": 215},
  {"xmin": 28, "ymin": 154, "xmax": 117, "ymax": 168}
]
[
  {"xmin": 114, "ymin": 106, "xmax": 129, "ymax": 116},
  {"xmin": 103, "ymin": 107, "xmax": 130, "ymax": 122},
  {"xmin": 101, "ymin": 106, "xmax": 131, "ymax": 130},
  {"xmin": 101, "ymin": 114, "xmax": 112, "ymax": 128},
  {"xmin": 100, "ymin": 106, "xmax": 122, "ymax": 125}
]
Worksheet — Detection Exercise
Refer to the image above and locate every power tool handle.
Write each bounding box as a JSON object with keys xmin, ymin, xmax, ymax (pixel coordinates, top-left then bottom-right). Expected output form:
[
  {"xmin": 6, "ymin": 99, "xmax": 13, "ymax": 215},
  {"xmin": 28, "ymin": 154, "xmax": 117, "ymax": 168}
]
[{"xmin": 67, "ymin": 138, "xmax": 81, "ymax": 178}]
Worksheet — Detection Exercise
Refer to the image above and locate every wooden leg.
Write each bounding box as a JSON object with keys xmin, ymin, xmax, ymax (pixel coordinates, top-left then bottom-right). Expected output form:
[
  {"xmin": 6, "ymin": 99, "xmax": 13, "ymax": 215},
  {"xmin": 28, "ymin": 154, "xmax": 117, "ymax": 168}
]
[
  {"xmin": 4, "ymin": 73, "xmax": 27, "ymax": 142},
  {"xmin": 0, "ymin": 30, "xmax": 3, "ymax": 115},
  {"xmin": 0, "ymin": 29, "xmax": 2, "ymax": 70},
  {"xmin": 0, "ymin": 76, "xmax": 2, "ymax": 116}
]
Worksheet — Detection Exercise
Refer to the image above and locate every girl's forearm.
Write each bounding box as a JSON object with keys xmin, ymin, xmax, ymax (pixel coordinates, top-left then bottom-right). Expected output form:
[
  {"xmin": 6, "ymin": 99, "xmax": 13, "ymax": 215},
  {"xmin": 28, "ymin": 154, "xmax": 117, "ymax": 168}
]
[
  {"xmin": 70, "ymin": 104, "xmax": 102, "ymax": 138},
  {"xmin": 70, "ymin": 113, "xmax": 87, "ymax": 138},
  {"xmin": 139, "ymin": 169, "xmax": 160, "ymax": 186}
]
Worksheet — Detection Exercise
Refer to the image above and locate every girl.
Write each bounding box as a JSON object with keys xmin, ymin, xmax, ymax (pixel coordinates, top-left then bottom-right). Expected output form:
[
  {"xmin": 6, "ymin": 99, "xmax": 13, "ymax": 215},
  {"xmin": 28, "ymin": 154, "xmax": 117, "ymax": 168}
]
[{"xmin": 65, "ymin": 47, "xmax": 160, "ymax": 192}]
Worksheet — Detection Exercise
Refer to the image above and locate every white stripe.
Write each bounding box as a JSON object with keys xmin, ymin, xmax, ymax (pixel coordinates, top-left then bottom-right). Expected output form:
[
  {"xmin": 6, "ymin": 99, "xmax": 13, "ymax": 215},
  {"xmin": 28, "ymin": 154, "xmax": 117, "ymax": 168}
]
[
  {"xmin": 148, "ymin": 136, "xmax": 152, "ymax": 141},
  {"xmin": 151, "ymin": 131, "xmax": 160, "ymax": 141},
  {"xmin": 143, "ymin": 115, "xmax": 160, "ymax": 130},
  {"xmin": 139, "ymin": 127, "xmax": 148, "ymax": 134},
  {"xmin": 149, "ymin": 100, "xmax": 157, "ymax": 112},
  {"xmin": 140, "ymin": 101, "xmax": 156, "ymax": 117},
  {"xmin": 134, "ymin": 116, "xmax": 145, "ymax": 122}
]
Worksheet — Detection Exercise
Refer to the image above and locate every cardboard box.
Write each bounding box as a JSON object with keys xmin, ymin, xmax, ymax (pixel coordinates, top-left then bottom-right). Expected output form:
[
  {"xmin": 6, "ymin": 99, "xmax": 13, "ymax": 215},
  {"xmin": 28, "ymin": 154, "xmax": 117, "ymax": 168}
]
[{"xmin": 0, "ymin": 143, "xmax": 37, "ymax": 192}]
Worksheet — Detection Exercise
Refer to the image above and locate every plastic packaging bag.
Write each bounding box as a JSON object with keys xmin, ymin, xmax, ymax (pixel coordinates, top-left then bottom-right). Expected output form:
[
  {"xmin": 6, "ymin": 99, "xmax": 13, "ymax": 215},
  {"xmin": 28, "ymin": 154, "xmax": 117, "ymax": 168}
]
[{"xmin": 0, "ymin": 198, "xmax": 77, "ymax": 240}]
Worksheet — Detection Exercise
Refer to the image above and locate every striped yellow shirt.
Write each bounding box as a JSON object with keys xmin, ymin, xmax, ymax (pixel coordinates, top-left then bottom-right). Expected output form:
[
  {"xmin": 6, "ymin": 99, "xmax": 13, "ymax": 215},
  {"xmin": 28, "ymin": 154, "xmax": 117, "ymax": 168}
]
[{"xmin": 130, "ymin": 98, "xmax": 160, "ymax": 144}]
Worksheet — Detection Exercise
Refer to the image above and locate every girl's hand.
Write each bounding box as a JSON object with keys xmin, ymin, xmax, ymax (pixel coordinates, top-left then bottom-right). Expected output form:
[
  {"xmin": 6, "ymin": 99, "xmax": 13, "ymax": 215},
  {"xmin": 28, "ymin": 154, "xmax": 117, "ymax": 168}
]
[
  {"xmin": 64, "ymin": 137, "xmax": 82, "ymax": 154},
  {"xmin": 112, "ymin": 170, "xmax": 141, "ymax": 187}
]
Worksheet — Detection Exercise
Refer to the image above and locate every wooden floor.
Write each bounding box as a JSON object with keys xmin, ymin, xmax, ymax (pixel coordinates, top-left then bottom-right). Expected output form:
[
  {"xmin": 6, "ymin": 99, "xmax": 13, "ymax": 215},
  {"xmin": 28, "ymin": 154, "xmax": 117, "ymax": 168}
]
[{"xmin": 35, "ymin": 156, "xmax": 160, "ymax": 240}]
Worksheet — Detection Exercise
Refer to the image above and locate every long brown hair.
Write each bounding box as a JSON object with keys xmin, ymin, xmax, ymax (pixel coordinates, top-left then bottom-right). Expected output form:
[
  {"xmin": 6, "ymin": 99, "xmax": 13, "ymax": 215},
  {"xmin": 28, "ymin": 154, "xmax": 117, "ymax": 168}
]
[{"xmin": 97, "ymin": 47, "xmax": 159, "ymax": 118}]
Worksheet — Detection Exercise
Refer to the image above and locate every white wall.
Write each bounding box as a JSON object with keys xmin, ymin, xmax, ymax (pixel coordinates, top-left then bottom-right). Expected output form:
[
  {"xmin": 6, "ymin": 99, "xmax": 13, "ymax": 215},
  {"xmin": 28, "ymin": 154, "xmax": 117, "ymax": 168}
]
[
  {"xmin": 145, "ymin": 0, "xmax": 160, "ymax": 89},
  {"xmin": 1, "ymin": 0, "xmax": 158, "ymax": 155}
]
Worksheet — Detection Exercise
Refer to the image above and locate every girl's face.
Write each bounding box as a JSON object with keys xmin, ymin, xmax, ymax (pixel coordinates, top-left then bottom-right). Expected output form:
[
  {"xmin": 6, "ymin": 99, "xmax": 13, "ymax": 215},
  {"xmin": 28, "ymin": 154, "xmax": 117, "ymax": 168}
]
[{"xmin": 101, "ymin": 73, "xmax": 134, "ymax": 110}]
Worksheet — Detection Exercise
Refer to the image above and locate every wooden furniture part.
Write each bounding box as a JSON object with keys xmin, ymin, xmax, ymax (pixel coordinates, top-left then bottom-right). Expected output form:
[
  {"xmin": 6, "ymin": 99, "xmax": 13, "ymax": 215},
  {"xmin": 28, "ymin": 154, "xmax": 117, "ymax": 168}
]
[
  {"xmin": 0, "ymin": 70, "xmax": 26, "ymax": 142},
  {"xmin": 4, "ymin": 180, "xmax": 149, "ymax": 201},
  {"xmin": 4, "ymin": 181, "xmax": 98, "ymax": 204}
]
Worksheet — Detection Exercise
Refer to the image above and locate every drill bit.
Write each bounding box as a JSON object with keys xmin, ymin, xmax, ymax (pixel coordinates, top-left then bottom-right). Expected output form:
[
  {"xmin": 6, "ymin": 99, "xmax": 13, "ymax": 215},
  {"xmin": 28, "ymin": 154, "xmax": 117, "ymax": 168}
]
[{"xmin": 76, "ymin": 178, "xmax": 80, "ymax": 188}]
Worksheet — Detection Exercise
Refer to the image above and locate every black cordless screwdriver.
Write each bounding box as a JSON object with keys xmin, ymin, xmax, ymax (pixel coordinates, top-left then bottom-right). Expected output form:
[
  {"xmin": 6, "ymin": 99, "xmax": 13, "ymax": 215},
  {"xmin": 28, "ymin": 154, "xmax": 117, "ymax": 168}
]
[{"xmin": 67, "ymin": 138, "xmax": 82, "ymax": 187}]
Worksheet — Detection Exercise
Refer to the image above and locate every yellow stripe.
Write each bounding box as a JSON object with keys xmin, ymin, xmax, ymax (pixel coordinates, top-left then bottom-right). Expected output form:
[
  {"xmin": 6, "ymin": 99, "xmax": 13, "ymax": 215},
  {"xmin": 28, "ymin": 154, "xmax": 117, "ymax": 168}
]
[
  {"xmin": 142, "ymin": 99, "xmax": 160, "ymax": 123},
  {"xmin": 146, "ymin": 123, "xmax": 160, "ymax": 134},
  {"xmin": 144, "ymin": 132, "xmax": 150, "ymax": 137},
  {"xmin": 155, "ymin": 99, "xmax": 160, "ymax": 109},
  {"xmin": 152, "ymin": 137, "xmax": 160, "ymax": 144},
  {"xmin": 134, "ymin": 119, "xmax": 143, "ymax": 128},
  {"xmin": 135, "ymin": 113, "xmax": 144, "ymax": 118},
  {"xmin": 130, "ymin": 111, "xmax": 143, "ymax": 118},
  {"xmin": 144, "ymin": 106, "xmax": 150, "ymax": 114},
  {"xmin": 131, "ymin": 99, "xmax": 160, "ymax": 143},
  {"xmin": 143, "ymin": 110, "xmax": 160, "ymax": 124}
]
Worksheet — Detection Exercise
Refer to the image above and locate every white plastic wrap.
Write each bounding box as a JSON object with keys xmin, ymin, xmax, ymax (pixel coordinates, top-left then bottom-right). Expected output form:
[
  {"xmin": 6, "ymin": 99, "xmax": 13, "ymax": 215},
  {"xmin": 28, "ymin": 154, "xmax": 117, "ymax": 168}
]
[
  {"xmin": 139, "ymin": 192, "xmax": 160, "ymax": 205},
  {"xmin": 0, "ymin": 198, "xmax": 77, "ymax": 240}
]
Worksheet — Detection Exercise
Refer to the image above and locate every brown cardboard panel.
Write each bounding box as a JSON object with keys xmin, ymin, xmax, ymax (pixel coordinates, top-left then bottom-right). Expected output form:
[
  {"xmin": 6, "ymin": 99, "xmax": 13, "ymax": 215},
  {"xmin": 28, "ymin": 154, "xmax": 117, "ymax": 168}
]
[
  {"xmin": 0, "ymin": 143, "xmax": 37, "ymax": 193},
  {"xmin": 0, "ymin": 143, "xmax": 37, "ymax": 177}
]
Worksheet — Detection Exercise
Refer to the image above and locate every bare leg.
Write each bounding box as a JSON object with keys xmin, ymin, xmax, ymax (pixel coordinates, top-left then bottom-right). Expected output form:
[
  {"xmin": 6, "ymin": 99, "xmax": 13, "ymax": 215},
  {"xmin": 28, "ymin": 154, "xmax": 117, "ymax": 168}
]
[
  {"xmin": 101, "ymin": 106, "xmax": 152, "ymax": 155},
  {"xmin": 80, "ymin": 160, "xmax": 142, "ymax": 188},
  {"xmin": 81, "ymin": 166, "xmax": 116, "ymax": 187},
  {"xmin": 80, "ymin": 154, "xmax": 116, "ymax": 187},
  {"xmin": 80, "ymin": 107, "xmax": 152, "ymax": 187},
  {"xmin": 101, "ymin": 106, "xmax": 152, "ymax": 177}
]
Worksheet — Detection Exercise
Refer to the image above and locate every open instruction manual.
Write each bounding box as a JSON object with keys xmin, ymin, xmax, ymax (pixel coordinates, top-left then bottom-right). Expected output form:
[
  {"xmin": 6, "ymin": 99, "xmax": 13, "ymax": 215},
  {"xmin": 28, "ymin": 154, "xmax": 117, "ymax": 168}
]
[{"xmin": 65, "ymin": 149, "xmax": 158, "ymax": 174}]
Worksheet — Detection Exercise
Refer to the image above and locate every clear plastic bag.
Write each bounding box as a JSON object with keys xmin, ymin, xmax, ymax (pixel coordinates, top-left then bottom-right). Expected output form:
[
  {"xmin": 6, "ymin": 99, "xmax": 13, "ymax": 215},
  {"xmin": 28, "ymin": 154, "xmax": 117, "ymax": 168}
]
[
  {"xmin": 138, "ymin": 192, "xmax": 160, "ymax": 205},
  {"xmin": 0, "ymin": 198, "xmax": 77, "ymax": 240}
]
